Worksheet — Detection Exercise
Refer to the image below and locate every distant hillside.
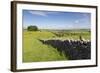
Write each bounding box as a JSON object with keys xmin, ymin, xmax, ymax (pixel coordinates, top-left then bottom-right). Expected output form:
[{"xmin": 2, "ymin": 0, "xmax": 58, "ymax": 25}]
[{"xmin": 23, "ymin": 28, "xmax": 90, "ymax": 32}]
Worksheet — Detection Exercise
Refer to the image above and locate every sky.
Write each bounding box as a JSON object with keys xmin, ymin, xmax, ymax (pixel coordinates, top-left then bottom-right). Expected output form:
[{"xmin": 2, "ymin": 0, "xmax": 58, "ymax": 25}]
[{"xmin": 22, "ymin": 10, "xmax": 91, "ymax": 30}]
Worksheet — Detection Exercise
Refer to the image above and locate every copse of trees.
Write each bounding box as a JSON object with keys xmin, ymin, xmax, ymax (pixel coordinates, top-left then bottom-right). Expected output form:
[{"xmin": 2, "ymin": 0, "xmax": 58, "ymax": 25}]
[{"xmin": 27, "ymin": 25, "xmax": 38, "ymax": 31}]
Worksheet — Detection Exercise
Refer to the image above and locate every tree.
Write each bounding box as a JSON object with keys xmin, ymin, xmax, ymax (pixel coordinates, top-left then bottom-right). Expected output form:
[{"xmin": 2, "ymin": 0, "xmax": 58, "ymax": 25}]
[
  {"xmin": 79, "ymin": 35, "xmax": 83, "ymax": 41},
  {"xmin": 27, "ymin": 25, "xmax": 38, "ymax": 31}
]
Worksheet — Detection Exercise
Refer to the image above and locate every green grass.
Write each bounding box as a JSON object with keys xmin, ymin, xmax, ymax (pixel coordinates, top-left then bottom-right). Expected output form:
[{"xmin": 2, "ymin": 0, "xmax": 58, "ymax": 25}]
[
  {"xmin": 23, "ymin": 30, "xmax": 90, "ymax": 62},
  {"xmin": 23, "ymin": 31, "xmax": 67, "ymax": 62}
]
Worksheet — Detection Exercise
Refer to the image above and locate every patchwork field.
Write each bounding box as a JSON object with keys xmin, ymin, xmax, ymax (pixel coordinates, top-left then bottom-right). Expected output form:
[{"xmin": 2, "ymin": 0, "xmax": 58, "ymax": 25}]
[{"xmin": 23, "ymin": 29, "xmax": 91, "ymax": 62}]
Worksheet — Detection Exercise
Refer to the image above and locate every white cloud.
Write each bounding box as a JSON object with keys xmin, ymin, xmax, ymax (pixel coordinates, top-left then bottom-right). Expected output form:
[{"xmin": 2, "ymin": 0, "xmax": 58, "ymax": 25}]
[
  {"xmin": 28, "ymin": 11, "xmax": 60, "ymax": 17},
  {"xmin": 29, "ymin": 11, "xmax": 47, "ymax": 16},
  {"xmin": 75, "ymin": 20, "xmax": 80, "ymax": 24}
]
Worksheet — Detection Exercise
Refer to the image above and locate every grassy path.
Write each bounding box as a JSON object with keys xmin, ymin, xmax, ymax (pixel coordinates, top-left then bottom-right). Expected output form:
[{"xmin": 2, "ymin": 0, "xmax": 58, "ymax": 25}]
[{"xmin": 23, "ymin": 31, "xmax": 67, "ymax": 62}]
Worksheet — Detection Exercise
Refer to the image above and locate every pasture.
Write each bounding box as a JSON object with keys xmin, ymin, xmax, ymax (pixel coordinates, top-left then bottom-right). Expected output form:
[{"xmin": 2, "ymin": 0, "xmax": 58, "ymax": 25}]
[{"xmin": 23, "ymin": 29, "xmax": 90, "ymax": 62}]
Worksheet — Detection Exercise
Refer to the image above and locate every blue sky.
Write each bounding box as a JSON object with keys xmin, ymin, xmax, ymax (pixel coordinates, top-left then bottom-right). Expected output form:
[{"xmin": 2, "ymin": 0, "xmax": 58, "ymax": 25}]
[{"xmin": 23, "ymin": 10, "xmax": 91, "ymax": 30}]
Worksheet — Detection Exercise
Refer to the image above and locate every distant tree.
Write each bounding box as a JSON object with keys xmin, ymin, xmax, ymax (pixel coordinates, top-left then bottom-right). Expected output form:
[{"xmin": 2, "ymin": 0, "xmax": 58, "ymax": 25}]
[
  {"xmin": 27, "ymin": 25, "xmax": 38, "ymax": 31},
  {"xmin": 79, "ymin": 35, "xmax": 83, "ymax": 41}
]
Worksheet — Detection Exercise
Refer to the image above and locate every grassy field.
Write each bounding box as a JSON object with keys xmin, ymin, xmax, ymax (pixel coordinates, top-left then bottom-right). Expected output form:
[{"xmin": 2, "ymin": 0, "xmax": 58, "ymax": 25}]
[{"xmin": 23, "ymin": 29, "xmax": 90, "ymax": 62}]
